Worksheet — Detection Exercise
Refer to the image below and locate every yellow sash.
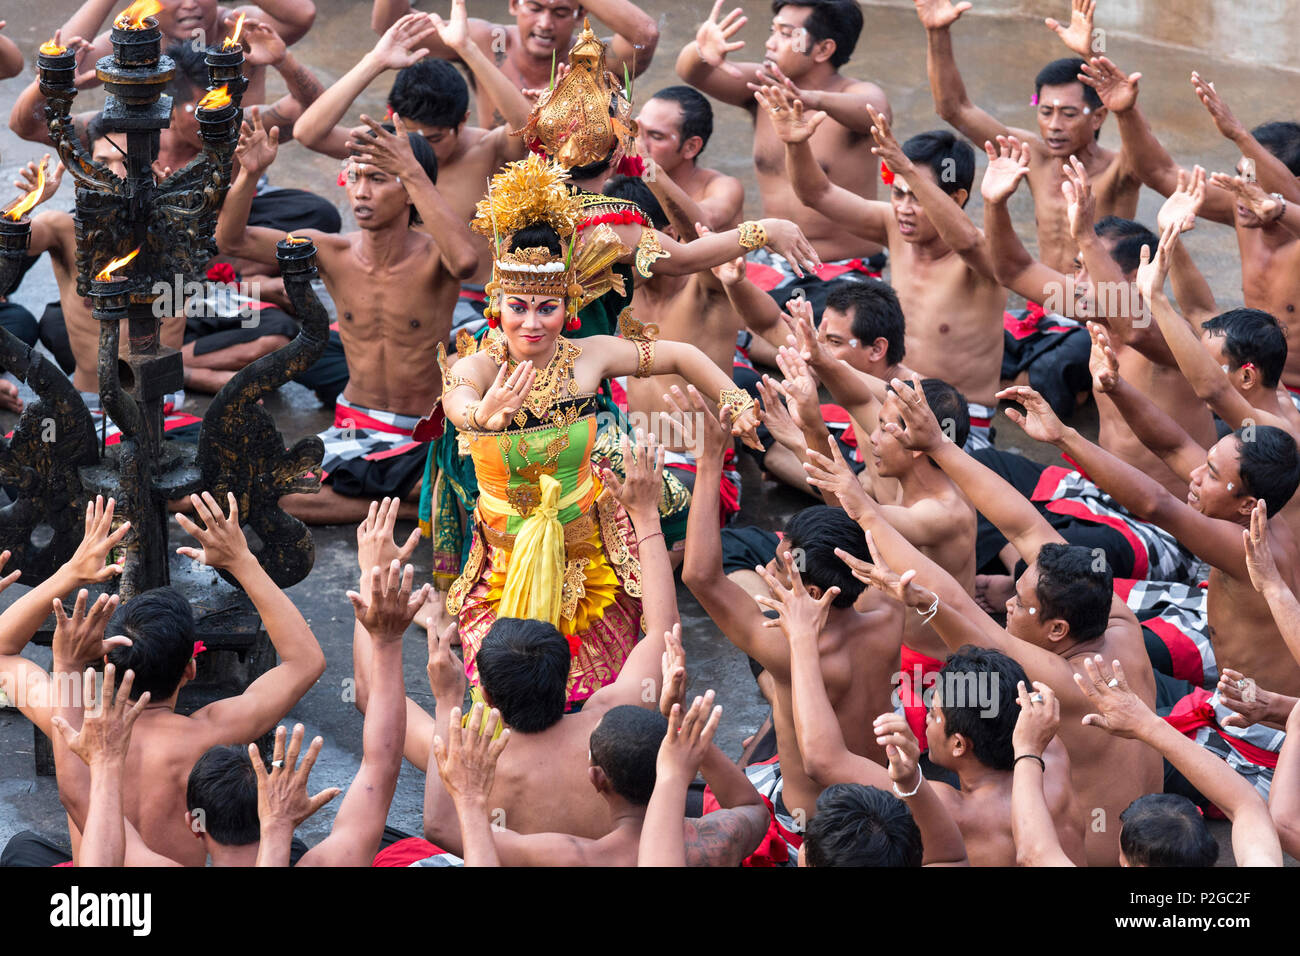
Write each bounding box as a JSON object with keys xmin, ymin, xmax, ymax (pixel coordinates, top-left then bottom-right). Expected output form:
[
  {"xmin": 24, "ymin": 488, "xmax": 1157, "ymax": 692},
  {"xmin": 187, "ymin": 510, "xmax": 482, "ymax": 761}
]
[{"xmin": 497, "ymin": 473, "xmax": 565, "ymax": 628}]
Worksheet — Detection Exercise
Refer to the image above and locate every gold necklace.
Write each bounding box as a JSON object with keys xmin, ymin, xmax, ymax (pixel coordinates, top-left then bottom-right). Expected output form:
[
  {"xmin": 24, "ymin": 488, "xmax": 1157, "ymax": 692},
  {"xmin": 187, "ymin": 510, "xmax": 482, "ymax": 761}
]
[{"xmin": 488, "ymin": 334, "xmax": 583, "ymax": 428}]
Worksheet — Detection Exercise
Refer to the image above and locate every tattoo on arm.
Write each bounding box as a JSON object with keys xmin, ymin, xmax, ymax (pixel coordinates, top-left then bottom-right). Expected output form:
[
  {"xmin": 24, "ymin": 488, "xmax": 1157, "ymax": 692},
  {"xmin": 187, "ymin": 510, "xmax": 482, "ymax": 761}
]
[
  {"xmin": 682, "ymin": 811, "xmax": 766, "ymax": 868},
  {"xmin": 288, "ymin": 61, "xmax": 325, "ymax": 104}
]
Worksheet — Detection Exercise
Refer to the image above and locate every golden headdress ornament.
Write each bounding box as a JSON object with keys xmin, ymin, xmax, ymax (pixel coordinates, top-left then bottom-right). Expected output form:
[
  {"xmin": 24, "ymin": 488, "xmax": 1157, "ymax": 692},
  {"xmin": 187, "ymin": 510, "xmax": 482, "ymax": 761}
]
[
  {"xmin": 513, "ymin": 19, "xmax": 639, "ymax": 170},
  {"xmin": 475, "ymin": 155, "xmax": 621, "ymax": 320}
]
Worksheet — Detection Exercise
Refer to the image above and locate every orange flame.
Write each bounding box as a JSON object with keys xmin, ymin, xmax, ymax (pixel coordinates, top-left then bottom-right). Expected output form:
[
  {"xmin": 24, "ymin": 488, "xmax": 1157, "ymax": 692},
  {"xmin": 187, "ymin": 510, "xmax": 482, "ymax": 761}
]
[
  {"xmin": 40, "ymin": 39, "xmax": 67, "ymax": 56},
  {"xmin": 221, "ymin": 12, "xmax": 246, "ymax": 50},
  {"xmin": 3, "ymin": 162, "xmax": 45, "ymax": 222},
  {"xmin": 197, "ymin": 85, "xmax": 232, "ymax": 110},
  {"xmin": 284, "ymin": 232, "xmax": 309, "ymax": 245},
  {"xmin": 94, "ymin": 247, "xmax": 141, "ymax": 281},
  {"xmin": 114, "ymin": 0, "xmax": 163, "ymax": 30}
]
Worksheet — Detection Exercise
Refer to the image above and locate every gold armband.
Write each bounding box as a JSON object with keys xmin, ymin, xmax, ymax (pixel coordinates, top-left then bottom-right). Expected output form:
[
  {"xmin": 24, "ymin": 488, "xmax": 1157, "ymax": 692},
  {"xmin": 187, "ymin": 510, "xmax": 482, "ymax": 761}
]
[
  {"xmin": 464, "ymin": 400, "xmax": 483, "ymax": 431},
  {"xmin": 634, "ymin": 339, "xmax": 656, "ymax": 379},
  {"xmin": 719, "ymin": 386, "xmax": 756, "ymax": 418},
  {"xmin": 737, "ymin": 220, "xmax": 767, "ymax": 252},
  {"xmin": 635, "ymin": 227, "xmax": 669, "ymax": 279},
  {"xmin": 441, "ymin": 372, "xmax": 482, "ymax": 400}
]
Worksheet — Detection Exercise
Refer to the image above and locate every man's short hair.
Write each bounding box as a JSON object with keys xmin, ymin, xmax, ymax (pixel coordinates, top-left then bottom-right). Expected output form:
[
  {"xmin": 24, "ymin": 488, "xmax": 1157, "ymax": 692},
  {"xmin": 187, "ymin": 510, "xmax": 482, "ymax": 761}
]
[
  {"xmin": 902, "ymin": 131, "xmax": 975, "ymax": 200},
  {"xmin": 825, "ymin": 279, "xmax": 906, "ymax": 365},
  {"xmin": 589, "ymin": 705, "xmax": 667, "ymax": 805},
  {"xmin": 1033, "ymin": 543, "xmax": 1113, "ymax": 641},
  {"xmin": 649, "ymin": 86, "xmax": 714, "ymax": 154},
  {"xmin": 771, "ymin": 0, "xmax": 863, "ymax": 69},
  {"xmin": 936, "ymin": 647, "xmax": 1026, "ymax": 771},
  {"xmin": 1252, "ymin": 121, "xmax": 1300, "ymax": 177},
  {"xmin": 104, "ymin": 587, "xmax": 196, "ymax": 701},
  {"xmin": 355, "ymin": 123, "xmax": 438, "ymax": 225},
  {"xmin": 1202, "ymin": 308, "xmax": 1288, "ymax": 389},
  {"xmin": 165, "ymin": 42, "xmax": 209, "ymax": 103},
  {"xmin": 1120, "ymin": 794, "xmax": 1218, "ymax": 866},
  {"xmin": 1233, "ymin": 425, "xmax": 1300, "ymax": 515},
  {"xmin": 187, "ymin": 745, "xmax": 260, "ymax": 846},
  {"xmin": 782, "ymin": 505, "xmax": 871, "ymax": 608},
  {"xmin": 1094, "ymin": 216, "xmax": 1158, "ymax": 274},
  {"xmin": 803, "ymin": 783, "xmax": 923, "ymax": 866},
  {"xmin": 885, "ymin": 377, "xmax": 971, "ymax": 452},
  {"xmin": 388, "ymin": 60, "xmax": 470, "ymax": 130},
  {"xmin": 476, "ymin": 618, "xmax": 570, "ymax": 733},
  {"xmin": 602, "ymin": 175, "xmax": 667, "ymax": 229},
  {"xmin": 1035, "ymin": 57, "xmax": 1103, "ymax": 111}
]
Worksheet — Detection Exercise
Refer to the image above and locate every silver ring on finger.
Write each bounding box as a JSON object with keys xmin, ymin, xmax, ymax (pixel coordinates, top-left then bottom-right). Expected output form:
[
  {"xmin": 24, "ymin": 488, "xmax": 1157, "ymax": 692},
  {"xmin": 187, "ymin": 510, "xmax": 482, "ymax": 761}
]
[
  {"xmin": 1107, "ymin": 678, "xmax": 1119, "ymax": 688},
  {"xmin": 272, "ymin": 759, "xmax": 283, "ymax": 769}
]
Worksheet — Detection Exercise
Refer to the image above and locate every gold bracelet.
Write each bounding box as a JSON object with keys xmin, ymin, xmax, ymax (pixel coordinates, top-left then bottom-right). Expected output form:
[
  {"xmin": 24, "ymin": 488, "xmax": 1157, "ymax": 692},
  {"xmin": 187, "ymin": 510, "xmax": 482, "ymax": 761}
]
[
  {"xmin": 464, "ymin": 400, "xmax": 482, "ymax": 431},
  {"xmin": 719, "ymin": 386, "xmax": 756, "ymax": 418},
  {"xmin": 634, "ymin": 339, "xmax": 656, "ymax": 379},
  {"xmin": 737, "ymin": 220, "xmax": 767, "ymax": 252}
]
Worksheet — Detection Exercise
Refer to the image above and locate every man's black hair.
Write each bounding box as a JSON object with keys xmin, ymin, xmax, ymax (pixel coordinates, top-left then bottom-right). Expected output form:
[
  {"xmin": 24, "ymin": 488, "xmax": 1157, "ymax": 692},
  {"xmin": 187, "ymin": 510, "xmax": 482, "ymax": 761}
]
[
  {"xmin": 476, "ymin": 618, "xmax": 570, "ymax": 733},
  {"xmin": 164, "ymin": 42, "xmax": 209, "ymax": 103},
  {"xmin": 1033, "ymin": 542, "xmax": 1112, "ymax": 641},
  {"xmin": 1251, "ymin": 121, "xmax": 1300, "ymax": 177},
  {"xmin": 803, "ymin": 783, "xmax": 923, "ymax": 866},
  {"xmin": 1120, "ymin": 794, "xmax": 1218, "ymax": 866},
  {"xmin": 104, "ymin": 587, "xmax": 196, "ymax": 701},
  {"xmin": 1233, "ymin": 425, "xmax": 1300, "ymax": 515},
  {"xmin": 357, "ymin": 124, "xmax": 439, "ymax": 225},
  {"xmin": 771, "ymin": 0, "xmax": 863, "ymax": 69},
  {"xmin": 902, "ymin": 131, "xmax": 975, "ymax": 201},
  {"xmin": 187, "ymin": 745, "xmax": 260, "ymax": 846},
  {"xmin": 603, "ymin": 175, "xmax": 667, "ymax": 229},
  {"xmin": 1035, "ymin": 57, "xmax": 1103, "ymax": 140},
  {"xmin": 649, "ymin": 85, "xmax": 715, "ymax": 154},
  {"xmin": 781, "ymin": 505, "xmax": 870, "ymax": 608},
  {"xmin": 936, "ymin": 647, "xmax": 1026, "ymax": 771},
  {"xmin": 588, "ymin": 705, "xmax": 667, "ymax": 805},
  {"xmin": 884, "ymin": 378, "xmax": 970, "ymax": 453},
  {"xmin": 1094, "ymin": 216, "xmax": 1158, "ymax": 275},
  {"xmin": 388, "ymin": 60, "xmax": 470, "ymax": 130},
  {"xmin": 1202, "ymin": 308, "xmax": 1288, "ymax": 389},
  {"xmin": 825, "ymin": 279, "xmax": 906, "ymax": 365}
]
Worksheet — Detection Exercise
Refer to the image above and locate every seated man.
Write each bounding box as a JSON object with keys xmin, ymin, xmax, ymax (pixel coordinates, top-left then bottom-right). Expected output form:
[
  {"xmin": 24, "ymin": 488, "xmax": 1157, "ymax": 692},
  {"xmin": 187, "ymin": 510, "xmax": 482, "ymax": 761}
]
[
  {"xmin": 293, "ymin": 8, "xmax": 534, "ymax": 338},
  {"xmin": 1011, "ymin": 665, "xmax": 1282, "ymax": 866},
  {"xmin": 758, "ymin": 548, "xmax": 1084, "ymax": 865},
  {"xmin": 805, "ymin": 384, "xmax": 1163, "ymax": 865},
  {"xmin": 0, "ymin": 494, "xmax": 325, "ymax": 866},
  {"xmin": 42, "ymin": 559, "xmax": 427, "ymax": 868},
  {"xmin": 217, "ymin": 108, "xmax": 479, "ymax": 524},
  {"xmin": 763, "ymin": 90, "xmax": 1006, "ymax": 447},
  {"xmin": 678, "ymin": 388, "xmax": 903, "ymax": 856}
]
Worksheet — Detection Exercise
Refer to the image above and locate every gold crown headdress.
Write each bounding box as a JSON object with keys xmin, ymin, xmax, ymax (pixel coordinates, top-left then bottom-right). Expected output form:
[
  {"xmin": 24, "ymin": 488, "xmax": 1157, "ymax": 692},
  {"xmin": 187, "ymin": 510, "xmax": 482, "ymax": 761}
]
[
  {"xmin": 513, "ymin": 19, "xmax": 638, "ymax": 170},
  {"xmin": 473, "ymin": 155, "xmax": 625, "ymax": 321}
]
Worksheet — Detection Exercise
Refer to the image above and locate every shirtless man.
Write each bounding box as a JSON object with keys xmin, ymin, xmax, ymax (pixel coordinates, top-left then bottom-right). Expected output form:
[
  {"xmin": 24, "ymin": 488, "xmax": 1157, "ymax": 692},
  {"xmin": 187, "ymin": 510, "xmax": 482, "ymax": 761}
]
[
  {"xmin": 915, "ymin": 0, "xmax": 1141, "ymax": 273},
  {"xmin": 371, "ymin": 0, "xmax": 658, "ymax": 129},
  {"xmin": 1083, "ymin": 56, "xmax": 1300, "ymax": 391},
  {"xmin": 10, "ymin": 7, "xmax": 320, "ymax": 150},
  {"xmin": 981, "ymin": 137, "xmax": 1217, "ymax": 498},
  {"xmin": 294, "ymin": 7, "xmax": 532, "ymax": 309},
  {"xmin": 676, "ymin": 0, "xmax": 890, "ymax": 269},
  {"xmin": 0, "ymin": 493, "xmax": 326, "ymax": 866},
  {"xmin": 761, "ymin": 567, "xmax": 1085, "ymax": 867},
  {"xmin": 217, "ymin": 109, "xmax": 478, "ymax": 524},
  {"xmin": 764, "ymin": 88, "xmax": 1006, "ymax": 432},
  {"xmin": 636, "ymin": 86, "xmax": 745, "ymax": 233},
  {"xmin": 0, "ymin": 20, "xmax": 22, "ymax": 79},
  {"xmin": 679, "ymin": 388, "xmax": 902, "ymax": 831},
  {"xmin": 805, "ymin": 382, "xmax": 1161, "ymax": 865}
]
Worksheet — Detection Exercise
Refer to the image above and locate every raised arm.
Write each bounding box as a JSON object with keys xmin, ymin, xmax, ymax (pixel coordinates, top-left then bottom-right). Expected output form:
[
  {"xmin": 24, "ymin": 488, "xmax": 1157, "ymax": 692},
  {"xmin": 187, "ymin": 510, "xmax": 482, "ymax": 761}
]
[
  {"xmin": 1010, "ymin": 681, "xmax": 1077, "ymax": 866},
  {"xmin": 179, "ymin": 493, "xmax": 326, "ymax": 746},
  {"xmin": 675, "ymin": 1, "xmax": 764, "ymax": 109},
  {"xmin": 755, "ymin": 552, "xmax": 893, "ymax": 788},
  {"xmin": 431, "ymin": 1, "xmax": 531, "ymax": 151},
  {"xmin": 235, "ymin": 18, "xmax": 327, "ymax": 140},
  {"xmin": 639, "ymin": 693, "xmax": 723, "ymax": 867},
  {"xmin": 757, "ymin": 85, "xmax": 891, "ymax": 244},
  {"xmin": 233, "ymin": 1, "xmax": 318, "ymax": 47},
  {"xmin": 584, "ymin": 0, "xmax": 660, "ymax": 79},
  {"xmin": 1273, "ymin": 700, "xmax": 1300, "ymax": 858},
  {"xmin": 249, "ymin": 725, "xmax": 340, "ymax": 867},
  {"xmin": 301, "ymin": 562, "xmax": 428, "ymax": 867},
  {"xmin": 432, "ymin": 703, "xmax": 510, "ymax": 867},
  {"xmin": 1078, "ymin": 656, "xmax": 1282, "ymax": 866},
  {"xmin": 215, "ymin": 110, "xmax": 303, "ymax": 265},
  {"xmin": 0, "ymin": 20, "xmax": 22, "ymax": 79},
  {"xmin": 917, "ymin": 1, "xmax": 1020, "ymax": 149},
  {"xmin": 1006, "ymin": 384, "xmax": 1252, "ymax": 577},
  {"xmin": 1243, "ymin": 501, "xmax": 1300, "ymax": 671},
  {"xmin": 980, "ymin": 137, "xmax": 1065, "ymax": 302},
  {"xmin": 293, "ymin": 13, "xmax": 436, "ymax": 157},
  {"xmin": 1190, "ymin": 71, "xmax": 1300, "ymax": 204},
  {"xmin": 875, "ymin": 711, "xmax": 968, "ymax": 865}
]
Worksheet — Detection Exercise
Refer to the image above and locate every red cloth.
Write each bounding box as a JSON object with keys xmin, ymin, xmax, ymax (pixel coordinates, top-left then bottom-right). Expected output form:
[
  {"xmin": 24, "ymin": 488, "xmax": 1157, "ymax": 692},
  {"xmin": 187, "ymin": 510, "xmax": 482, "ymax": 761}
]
[
  {"xmin": 899, "ymin": 644, "xmax": 944, "ymax": 749},
  {"xmin": 1163, "ymin": 688, "xmax": 1280, "ymax": 770},
  {"xmin": 701, "ymin": 779, "xmax": 800, "ymax": 867},
  {"xmin": 372, "ymin": 836, "xmax": 450, "ymax": 867}
]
